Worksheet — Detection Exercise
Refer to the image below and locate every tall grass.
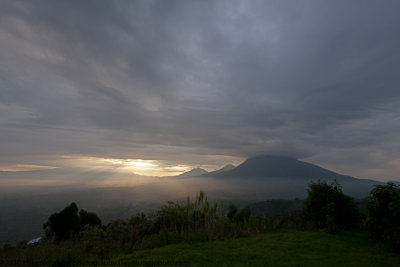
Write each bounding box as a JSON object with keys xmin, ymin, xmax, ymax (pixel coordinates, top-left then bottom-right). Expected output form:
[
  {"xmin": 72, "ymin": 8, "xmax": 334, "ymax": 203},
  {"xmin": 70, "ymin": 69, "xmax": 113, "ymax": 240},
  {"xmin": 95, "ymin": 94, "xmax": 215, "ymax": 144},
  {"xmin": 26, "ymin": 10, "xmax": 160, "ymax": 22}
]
[{"xmin": 77, "ymin": 191, "xmax": 311, "ymax": 258}]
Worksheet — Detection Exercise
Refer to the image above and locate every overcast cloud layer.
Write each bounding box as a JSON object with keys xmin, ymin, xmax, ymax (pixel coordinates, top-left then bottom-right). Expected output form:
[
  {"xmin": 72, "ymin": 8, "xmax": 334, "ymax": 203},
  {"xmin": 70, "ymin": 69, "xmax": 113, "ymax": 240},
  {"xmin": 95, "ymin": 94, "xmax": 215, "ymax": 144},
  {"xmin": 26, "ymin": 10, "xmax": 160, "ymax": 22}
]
[{"xmin": 1, "ymin": 0, "xmax": 400, "ymax": 181}]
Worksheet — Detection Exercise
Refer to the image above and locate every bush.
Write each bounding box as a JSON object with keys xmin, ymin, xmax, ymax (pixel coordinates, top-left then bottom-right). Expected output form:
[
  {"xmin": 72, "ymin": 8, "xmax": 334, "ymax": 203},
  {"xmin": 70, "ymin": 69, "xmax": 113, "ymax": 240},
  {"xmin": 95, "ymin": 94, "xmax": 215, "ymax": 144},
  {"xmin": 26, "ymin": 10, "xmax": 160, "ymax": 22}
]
[
  {"xmin": 80, "ymin": 225, "xmax": 108, "ymax": 257},
  {"xmin": 80, "ymin": 210, "xmax": 101, "ymax": 228},
  {"xmin": 365, "ymin": 182, "xmax": 400, "ymax": 251},
  {"xmin": 154, "ymin": 191, "xmax": 219, "ymax": 237},
  {"xmin": 234, "ymin": 206, "xmax": 251, "ymax": 224},
  {"xmin": 227, "ymin": 204, "xmax": 238, "ymax": 221},
  {"xmin": 43, "ymin": 203, "xmax": 101, "ymax": 243},
  {"xmin": 43, "ymin": 203, "xmax": 80, "ymax": 243},
  {"xmin": 304, "ymin": 180, "xmax": 359, "ymax": 231}
]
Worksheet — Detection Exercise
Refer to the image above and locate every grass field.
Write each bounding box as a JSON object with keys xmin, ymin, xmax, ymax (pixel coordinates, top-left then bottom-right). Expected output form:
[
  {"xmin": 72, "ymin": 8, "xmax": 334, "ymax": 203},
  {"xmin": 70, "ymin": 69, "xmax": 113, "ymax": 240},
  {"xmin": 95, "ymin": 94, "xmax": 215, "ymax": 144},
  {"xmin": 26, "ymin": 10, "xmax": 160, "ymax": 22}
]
[
  {"xmin": 1, "ymin": 229, "xmax": 400, "ymax": 266},
  {"xmin": 113, "ymin": 230, "xmax": 400, "ymax": 267}
]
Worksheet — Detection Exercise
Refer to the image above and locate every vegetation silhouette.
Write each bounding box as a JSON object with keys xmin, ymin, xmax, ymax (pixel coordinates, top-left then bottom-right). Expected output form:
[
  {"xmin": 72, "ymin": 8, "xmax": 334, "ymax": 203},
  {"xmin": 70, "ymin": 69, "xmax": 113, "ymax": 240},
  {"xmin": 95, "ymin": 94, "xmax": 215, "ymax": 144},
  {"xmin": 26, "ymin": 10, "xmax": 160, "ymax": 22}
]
[
  {"xmin": 365, "ymin": 182, "xmax": 400, "ymax": 251},
  {"xmin": 43, "ymin": 202, "xmax": 101, "ymax": 243},
  {"xmin": 304, "ymin": 180, "xmax": 359, "ymax": 232}
]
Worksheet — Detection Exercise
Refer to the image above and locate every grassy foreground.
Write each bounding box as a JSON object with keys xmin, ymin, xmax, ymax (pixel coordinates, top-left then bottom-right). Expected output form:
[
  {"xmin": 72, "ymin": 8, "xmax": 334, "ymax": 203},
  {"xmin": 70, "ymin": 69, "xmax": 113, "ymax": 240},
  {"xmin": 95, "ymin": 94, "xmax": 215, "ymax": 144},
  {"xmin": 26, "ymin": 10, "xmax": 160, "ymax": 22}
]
[
  {"xmin": 1, "ymin": 229, "xmax": 400, "ymax": 266},
  {"xmin": 112, "ymin": 230, "xmax": 400, "ymax": 267}
]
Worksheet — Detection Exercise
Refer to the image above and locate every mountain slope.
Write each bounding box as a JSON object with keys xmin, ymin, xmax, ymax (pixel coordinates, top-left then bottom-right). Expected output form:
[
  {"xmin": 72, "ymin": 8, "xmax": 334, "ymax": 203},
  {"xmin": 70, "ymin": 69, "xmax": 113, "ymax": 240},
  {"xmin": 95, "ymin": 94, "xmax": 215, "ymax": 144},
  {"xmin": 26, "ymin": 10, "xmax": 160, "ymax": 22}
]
[
  {"xmin": 216, "ymin": 164, "xmax": 235, "ymax": 172},
  {"xmin": 205, "ymin": 164, "xmax": 236, "ymax": 176},
  {"xmin": 177, "ymin": 168, "xmax": 208, "ymax": 178},
  {"xmin": 201, "ymin": 155, "xmax": 382, "ymax": 198},
  {"xmin": 208, "ymin": 155, "xmax": 366, "ymax": 182}
]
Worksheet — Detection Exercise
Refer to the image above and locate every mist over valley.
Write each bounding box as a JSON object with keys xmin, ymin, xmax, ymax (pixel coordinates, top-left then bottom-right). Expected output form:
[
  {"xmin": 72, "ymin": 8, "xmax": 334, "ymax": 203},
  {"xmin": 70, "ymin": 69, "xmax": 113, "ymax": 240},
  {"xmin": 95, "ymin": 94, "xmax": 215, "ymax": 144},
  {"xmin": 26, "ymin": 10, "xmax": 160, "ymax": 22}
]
[{"xmin": 0, "ymin": 155, "xmax": 383, "ymax": 245}]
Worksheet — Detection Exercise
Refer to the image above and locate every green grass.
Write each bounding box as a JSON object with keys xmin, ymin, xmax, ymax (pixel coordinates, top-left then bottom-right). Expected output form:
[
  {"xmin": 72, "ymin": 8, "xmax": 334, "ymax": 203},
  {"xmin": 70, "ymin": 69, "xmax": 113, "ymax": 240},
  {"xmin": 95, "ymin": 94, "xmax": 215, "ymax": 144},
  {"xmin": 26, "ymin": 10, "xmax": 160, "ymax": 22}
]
[
  {"xmin": 113, "ymin": 230, "xmax": 400, "ymax": 267},
  {"xmin": 2, "ymin": 230, "xmax": 400, "ymax": 266}
]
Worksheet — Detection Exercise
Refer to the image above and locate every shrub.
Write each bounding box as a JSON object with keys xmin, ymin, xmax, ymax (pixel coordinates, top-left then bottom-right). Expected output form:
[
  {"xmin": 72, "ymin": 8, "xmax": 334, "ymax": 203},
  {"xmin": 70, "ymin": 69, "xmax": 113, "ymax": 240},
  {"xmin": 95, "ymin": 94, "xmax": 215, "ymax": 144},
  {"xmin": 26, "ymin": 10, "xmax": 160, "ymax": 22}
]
[
  {"xmin": 227, "ymin": 204, "xmax": 238, "ymax": 221},
  {"xmin": 79, "ymin": 210, "xmax": 101, "ymax": 228},
  {"xmin": 365, "ymin": 182, "xmax": 400, "ymax": 251},
  {"xmin": 304, "ymin": 180, "xmax": 359, "ymax": 231},
  {"xmin": 80, "ymin": 225, "xmax": 108, "ymax": 257},
  {"xmin": 105, "ymin": 219, "xmax": 133, "ymax": 253},
  {"xmin": 43, "ymin": 203, "xmax": 101, "ymax": 243},
  {"xmin": 43, "ymin": 203, "xmax": 80, "ymax": 243},
  {"xmin": 234, "ymin": 206, "xmax": 251, "ymax": 224}
]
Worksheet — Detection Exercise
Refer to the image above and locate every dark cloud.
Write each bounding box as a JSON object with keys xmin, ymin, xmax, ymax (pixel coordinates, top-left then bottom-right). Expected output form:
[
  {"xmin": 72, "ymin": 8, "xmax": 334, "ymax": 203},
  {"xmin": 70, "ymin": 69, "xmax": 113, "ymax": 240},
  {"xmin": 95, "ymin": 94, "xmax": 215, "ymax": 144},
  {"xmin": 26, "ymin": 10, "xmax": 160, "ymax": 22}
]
[{"xmin": 1, "ymin": 0, "xmax": 400, "ymax": 180}]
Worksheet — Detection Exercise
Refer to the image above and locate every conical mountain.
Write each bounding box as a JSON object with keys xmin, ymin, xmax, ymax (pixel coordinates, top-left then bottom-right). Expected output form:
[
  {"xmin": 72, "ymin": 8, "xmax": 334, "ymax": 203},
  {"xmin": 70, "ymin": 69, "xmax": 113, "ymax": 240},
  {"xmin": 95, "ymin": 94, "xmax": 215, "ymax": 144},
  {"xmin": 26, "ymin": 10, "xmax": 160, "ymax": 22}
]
[
  {"xmin": 212, "ymin": 155, "xmax": 367, "ymax": 182},
  {"xmin": 205, "ymin": 164, "xmax": 236, "ymax": 176},
  {"xmin": 217, "ymin": 164, "xmax": 236, "ymax": 172},
  {"xmin": 177, "ymin": 168, "xmax": 208, "ymax": 178},
  {"xmin": 201, "ymin": 155, "xmax": 381, "ymax": 198}
]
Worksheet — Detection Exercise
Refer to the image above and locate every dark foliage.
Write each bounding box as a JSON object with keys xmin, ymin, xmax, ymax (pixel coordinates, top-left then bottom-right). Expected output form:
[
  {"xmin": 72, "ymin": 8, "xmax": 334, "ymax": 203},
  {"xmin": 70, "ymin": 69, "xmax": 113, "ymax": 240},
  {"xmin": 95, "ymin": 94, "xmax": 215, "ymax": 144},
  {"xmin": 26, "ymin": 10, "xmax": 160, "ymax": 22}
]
[
  {"xmin": 227, "ymin": 204, "xmax": 251, "ymax": 224},
  {"xmin": 79, "ymin": 192, "xmax": 264, "ymax": 257},
  {"xmin": 304, "ymin": 180, "xmax": 359, "ymax": 231},
  {"xmin": 365, "ymin": 182, "xmax": 400, "ymax": 251},
  {"xmin": 79, "ymin": 210, "xmax": 101, "ymax": 228},
  {"xmin": 227, "ymin": 204, "xmax": 238, "ymax": 222},
  {"xmin": 43, "ymin": 203, "xmax": 101, "ymax": 243},
  {"xmin": 33, "ymin": 187, "xmax": 388, "ymax": 259},
  {"xmin": 234, "ymin": 206, "xmax": 251, "ymax": 224}
]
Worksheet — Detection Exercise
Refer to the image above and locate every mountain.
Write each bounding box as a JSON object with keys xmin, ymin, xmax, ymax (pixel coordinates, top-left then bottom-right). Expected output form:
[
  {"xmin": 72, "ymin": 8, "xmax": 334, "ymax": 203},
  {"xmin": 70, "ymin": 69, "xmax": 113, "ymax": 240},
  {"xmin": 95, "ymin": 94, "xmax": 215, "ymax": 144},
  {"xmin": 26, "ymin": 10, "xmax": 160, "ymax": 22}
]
[
  {"xmin": 205, "ymin": 164, "xmax": 236, "ymax": 176},
  {"xmin": 177, "ymin": 168, "xmax": 208, "ymax": 178},
  {"xmin": 217, "ymin": 164, "xmax": 236, "ymax": 172},
  {"xmin": 209, "ymin": 155, "xmax": 357, "ymax": 181},
  {"xmin": 203, "ymin": 155, "xmax": 382, "ymax": 198},
  {"xmin": 179, "ymin": 165, "xmax": 235, "ymax": 178}
]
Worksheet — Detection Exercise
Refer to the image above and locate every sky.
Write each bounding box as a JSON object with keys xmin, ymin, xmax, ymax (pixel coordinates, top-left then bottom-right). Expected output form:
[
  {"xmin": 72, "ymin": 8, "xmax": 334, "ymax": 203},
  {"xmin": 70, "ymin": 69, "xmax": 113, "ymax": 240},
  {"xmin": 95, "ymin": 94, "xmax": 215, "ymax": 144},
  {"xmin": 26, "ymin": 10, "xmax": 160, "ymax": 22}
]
[{"xmin": 1, "ymin": 0, "xmax": 400, "ymax": 182}]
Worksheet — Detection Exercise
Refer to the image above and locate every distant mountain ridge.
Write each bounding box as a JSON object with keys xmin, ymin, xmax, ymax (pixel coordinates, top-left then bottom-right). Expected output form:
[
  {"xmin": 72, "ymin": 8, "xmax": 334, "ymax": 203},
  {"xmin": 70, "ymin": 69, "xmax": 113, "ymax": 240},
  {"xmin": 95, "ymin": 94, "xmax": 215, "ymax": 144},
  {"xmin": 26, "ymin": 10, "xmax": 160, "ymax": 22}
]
[
  {"xmin": 205, "ymin": 164, "xmax": 236, "ymax": 176},
  {"xmin": 177, "ymin": 164, "xmax": 236, "ymax": 178},
  {"xmin": 217, "ymin": 164, "xmax": 236, "ymax": 172},
  {"xmin": 206, "ymin": 155, "xmax": 371, "ymax": 182},
  {"xmin": 177, "ymin": 168, "xmax": 208, "ymax": 178},
  {"xmin": 198, "ymin": 155, "xmax": 383, "ymax": 198}
]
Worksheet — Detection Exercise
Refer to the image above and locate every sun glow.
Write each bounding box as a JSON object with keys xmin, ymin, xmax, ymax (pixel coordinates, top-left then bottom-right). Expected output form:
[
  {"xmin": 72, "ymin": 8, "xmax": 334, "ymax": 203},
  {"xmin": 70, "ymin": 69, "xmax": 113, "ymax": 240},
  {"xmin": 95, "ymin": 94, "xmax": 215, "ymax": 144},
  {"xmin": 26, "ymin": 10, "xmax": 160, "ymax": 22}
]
[
  {"xmin": 0, "ymin": 156, "xmax": 198, "ymax": 191},
  {"xmin": 120, "ymin": 159, "xmax": 191, "ymax": 176},
  {"xmin": 57, "ymin": 155, "xmax": 192, "ymax": 177},
  {"xmin": 125, "ymin": 160, "xmax": 157, "ymax": 169}
]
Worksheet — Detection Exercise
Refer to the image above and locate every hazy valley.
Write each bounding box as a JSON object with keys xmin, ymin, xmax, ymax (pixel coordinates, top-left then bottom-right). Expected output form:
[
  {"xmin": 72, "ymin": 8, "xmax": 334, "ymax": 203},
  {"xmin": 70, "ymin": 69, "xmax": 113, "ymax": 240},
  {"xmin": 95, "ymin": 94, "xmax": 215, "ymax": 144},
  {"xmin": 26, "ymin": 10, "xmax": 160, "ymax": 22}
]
[{"xmin": 0, "ymin": 155, "xmax": 385, "ymax": 245}]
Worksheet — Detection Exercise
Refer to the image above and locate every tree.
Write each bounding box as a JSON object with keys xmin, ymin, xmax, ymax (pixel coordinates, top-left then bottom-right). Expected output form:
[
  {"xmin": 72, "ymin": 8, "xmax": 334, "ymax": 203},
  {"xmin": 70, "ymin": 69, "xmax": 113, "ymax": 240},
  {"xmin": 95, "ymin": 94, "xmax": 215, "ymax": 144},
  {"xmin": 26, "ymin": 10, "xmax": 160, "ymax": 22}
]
[
  {"xmin": 43, "ymin": 202, "xmax": 101, "ymax": 243},
  {"xmin": 234, "ymin": 206, "xmax": 251, "ymax": 224},
  {"xmin": 304, "ymin": 180, "xmax": 359, "ymax": 231},
  {"xmin": 365, "ymin": 182, "xmax": 400, "ymax": 251},
  {"xmin": 227, "ymin": 204, "xmax": 238, "ymax": 222},
  {"xmin": 80, "ymin": 209, "xmax": 101, "ymax": 228},
  {"xmin": 43, "ymin": 202, "xmax": 80, "ymax": 242},
  {"xmin": 226, "ymin": 204, "xmax": 251, "ymax": 224}
]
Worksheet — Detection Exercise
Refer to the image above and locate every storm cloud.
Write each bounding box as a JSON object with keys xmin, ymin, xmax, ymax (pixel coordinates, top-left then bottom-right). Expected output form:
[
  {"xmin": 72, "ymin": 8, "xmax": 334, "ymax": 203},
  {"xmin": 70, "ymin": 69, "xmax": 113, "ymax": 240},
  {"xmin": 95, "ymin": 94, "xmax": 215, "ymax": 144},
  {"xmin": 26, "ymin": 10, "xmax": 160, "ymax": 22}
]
[{"xmin": 1, "ymin": 0, "xmax": 400, "ymax": 181}]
